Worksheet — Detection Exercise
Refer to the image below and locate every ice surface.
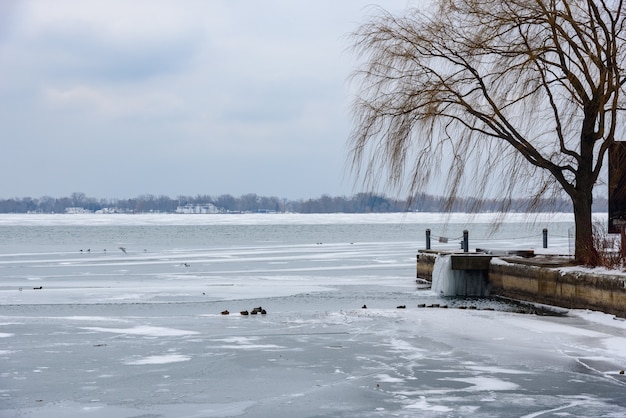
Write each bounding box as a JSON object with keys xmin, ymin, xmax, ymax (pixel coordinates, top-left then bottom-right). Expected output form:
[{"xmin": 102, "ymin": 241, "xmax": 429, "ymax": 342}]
[
  {"xmin": 1, "ymin": 213, "xmax": 625, "ymax": 417},
  {"xmin": 0, "ymin": 212, "xmax": 581, "ymax": 226},
  {"xmin": 124, "ymin": 354, "xmax": 192, "ymax": 365},
  {"xmin": 80, "ymin": 325, "xmax": 200, "ymax": 337}
]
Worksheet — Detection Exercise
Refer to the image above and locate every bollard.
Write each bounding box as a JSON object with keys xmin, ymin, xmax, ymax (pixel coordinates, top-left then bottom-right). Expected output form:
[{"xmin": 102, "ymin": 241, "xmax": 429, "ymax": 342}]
[
  {"xmin": 426, "ymin": 229, "xmax": 431, "ymax": 250},
  {"xmin": 622, "ymin": 227, "xmax": 626, "ymax": 260},
  {"xmin": 463, "ymin": 230, "xmax": 469, "ymax": 252},
  {"xmin": 543, "ymin": 228, "xmax": 548, "ymax": 249}
]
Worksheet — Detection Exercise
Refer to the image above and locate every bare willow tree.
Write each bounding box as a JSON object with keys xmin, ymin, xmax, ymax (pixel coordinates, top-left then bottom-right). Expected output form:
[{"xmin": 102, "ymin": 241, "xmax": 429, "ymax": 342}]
[{"xmin": 349, "ymin": 0, "xmax": 626, "ymax": 265}]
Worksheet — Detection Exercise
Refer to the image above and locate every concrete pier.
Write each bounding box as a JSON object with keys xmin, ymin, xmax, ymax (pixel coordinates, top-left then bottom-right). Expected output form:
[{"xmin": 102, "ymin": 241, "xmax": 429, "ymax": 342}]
[
  {"xmin": 450, "ymin": 254, "xmax": 493, "ymax": 270},
  {"xmin": 417, "ymin": 251, "xmax": 626, "ymax": 317}
]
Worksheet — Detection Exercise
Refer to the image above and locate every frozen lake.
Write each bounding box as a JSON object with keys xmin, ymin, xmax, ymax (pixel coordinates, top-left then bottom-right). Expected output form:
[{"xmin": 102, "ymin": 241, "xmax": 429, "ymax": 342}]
[{"xmin": 2, "ymin": 213, "xmax": 626, "ymax": 417}]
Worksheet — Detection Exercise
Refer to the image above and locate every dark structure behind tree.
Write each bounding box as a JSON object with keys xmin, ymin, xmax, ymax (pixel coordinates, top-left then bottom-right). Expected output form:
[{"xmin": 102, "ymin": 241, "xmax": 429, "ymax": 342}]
[{"xmin": 609, "ymin": 142, "xmax": 626, "ymax": 233}]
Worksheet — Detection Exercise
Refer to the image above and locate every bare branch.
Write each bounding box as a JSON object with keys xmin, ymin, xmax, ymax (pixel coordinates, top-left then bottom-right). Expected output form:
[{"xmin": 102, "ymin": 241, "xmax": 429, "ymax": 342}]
[{"xmin": 348, "ymin": 0, "xmax": 626, "ymax": 264}]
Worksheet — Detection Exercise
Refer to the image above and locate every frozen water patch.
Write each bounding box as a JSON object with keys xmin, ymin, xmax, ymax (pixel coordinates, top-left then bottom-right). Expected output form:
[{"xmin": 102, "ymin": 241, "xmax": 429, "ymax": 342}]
[
  {"xmin": 125, "ymin": 354, "xmax": 191, "ymax": 365},
  {"xmin": 211, "ymin": 336, "xmax": 286, "ymax": 351},
  {"xmin": 375, "ymin": 373, "xmax": 405, "ymax": 383},
  {"xmin": 0, "ymin": 212, "xmax": 577, "ymax": 227},
  {"xmin": 59, "ymin": 316, "xmax": 130, "ymax": 323},
  {"xmin": 3, "ymin": 214, "xmax": 626, "ymax": 417},
  {"xmin": 80, "ymin": 325, "xmax": 199, "ymax": 337},
  {"xmin": 464, "ymin": 365, "xmax": 533, "ymax": 375},
  {"xmin": 519, "ymin": 396, "xmax": 604, "ymax": 418},
  {"xmin": 404, "ymin": 396, "xmax": 453, "ymax": 412},
  {"xmin": 8, "ymin": 400, "xmax": 257, "ymax": 418},
  {"xmin": 440, "ymin": 376, "xmax": 520, "ymax": 392},
  {"xmin": 385, "ymin": 337, "xmax": 428, "ymax": 360},
  {"xmin": 574, "ymin": 310, "xmax": 626, "ymax": 330},
  {"xmin": 504, "ymin": 316, "xmax": 610, "ymax": 338}
]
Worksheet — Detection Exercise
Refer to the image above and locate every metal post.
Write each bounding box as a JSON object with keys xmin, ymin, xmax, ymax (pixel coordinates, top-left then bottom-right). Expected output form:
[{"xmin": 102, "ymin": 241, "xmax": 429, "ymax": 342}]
[
  {"xmin": 426, "ymin": 229, "xmax": 431, "ymax": 250},
  {"xmin": 621, "ymin": 227, "xmax": 626, "ymax": 260},
  {"xmin": 463, "ymin": 230, "xmax": 469, "ymax": 253},
  {"xmin": 543, "ymin": 228, "xmax": 548, "ymax": 249}
]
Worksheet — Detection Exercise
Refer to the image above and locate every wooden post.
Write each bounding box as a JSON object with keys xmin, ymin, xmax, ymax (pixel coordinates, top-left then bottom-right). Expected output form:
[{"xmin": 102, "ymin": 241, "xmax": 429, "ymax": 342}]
[
  {"xmin": 463, "ymin": 230, "xmax": 469, "ymax": 253},
  {"xmin": 543, "ymin": 228, "xmax": 548, "ymax": 249},
  {"xmin": 426, "ymin": 229, "xmax": 431, "ymax": 250}
]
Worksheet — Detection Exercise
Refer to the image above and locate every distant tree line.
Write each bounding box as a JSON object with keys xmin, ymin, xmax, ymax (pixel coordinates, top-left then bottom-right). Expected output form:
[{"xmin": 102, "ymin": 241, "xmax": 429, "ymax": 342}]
[{"xmin": 0, "ymin": 191, "xmax": 609, "ymax": 214}]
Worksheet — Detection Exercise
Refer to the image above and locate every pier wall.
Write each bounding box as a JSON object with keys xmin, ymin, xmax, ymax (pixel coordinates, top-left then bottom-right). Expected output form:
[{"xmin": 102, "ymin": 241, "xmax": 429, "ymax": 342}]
[{"xmin": 417, "ymin": 252, "xmax": 626, "ymax": 317}]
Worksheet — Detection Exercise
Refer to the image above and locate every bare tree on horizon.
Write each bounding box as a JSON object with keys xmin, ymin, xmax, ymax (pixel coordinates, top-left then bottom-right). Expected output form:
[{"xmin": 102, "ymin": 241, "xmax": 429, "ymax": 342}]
[{"xmin": 349, "ymin": 0, "xmax": 626, "ymax": 265}]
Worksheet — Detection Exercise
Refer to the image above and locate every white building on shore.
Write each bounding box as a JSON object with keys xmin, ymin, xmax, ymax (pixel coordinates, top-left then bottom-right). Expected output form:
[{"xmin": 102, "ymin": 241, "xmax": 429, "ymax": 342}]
[
  {"xmin": 175, "ymin": 203, "xmax": 219, "ymax": 214},
  {"xmin": 65, "ymin": 207, "xmax": 92, "ymax": 214}
]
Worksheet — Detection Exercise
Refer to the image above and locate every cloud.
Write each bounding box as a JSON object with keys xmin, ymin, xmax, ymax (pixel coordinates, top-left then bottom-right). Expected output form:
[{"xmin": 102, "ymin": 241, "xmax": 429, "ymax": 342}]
[
  {"xmin": 8, "ymin": 1, "xmax": 201, "ymax": 84},
  {"xmin": 34, "ymin": 28, "xmax": 197, "ymax": 84},
  {"xmin": 43, "ymin": 85, "xmax": 185, "ymax": 119},
  {"xmin": 0, "ymin": 0, "xmax": 413, "ymax": 199}
]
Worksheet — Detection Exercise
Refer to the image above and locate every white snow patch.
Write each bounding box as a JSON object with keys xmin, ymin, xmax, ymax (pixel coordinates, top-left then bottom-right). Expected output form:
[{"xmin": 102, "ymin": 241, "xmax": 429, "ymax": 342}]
[
  {"xmin": 387, "ymin": 338, "xmax": 427, "ymax": 359},
  {"xmin": 212, "ymin": 336, "xmax": 259, "ymax": 344},
  {"xmin": 216, "ymin": 344, "xmax": 285, "ymax": 351},
  {"xmin": 404, "ymin": 396, "xmax": 453, "ymax": 412},
  {"xmin": 600, "ymin": 337, "xmax": 626, "ymax": 360},
  {"xmin": 211, "ymin": 336, "xmax": 285, "ymax": 350},
  {"xmin": 125, "ymin": 354, "xmax": 191, "ymax": 365},
  {"xmin": 440, "ymin": 376, "xmax": 519, "ymax": 392},
  {"xmin": 558, "ymin": 265, "xmax": 626, "ymax": 277},
  {"xmin": 61, "ymin": 316, "xmax": 130, "ymax": 323},
  {"xmin": 81, "ymin": 325, "xmax": 199, "ymax": 337},
  {"xmin": 464, "ymin": 366, "xmax": 533, "ymax": 375},
  {"xmin": 375, "ymin": 373, "xmax": 405, "ymax": 383},
  {"xmin": 0, "ymin": 332, "xmax": 13, "ymax": 338},
  {"xmin": 574, "ymin": 310, "xmax": 626, "ymax": 331},
  {"xmin": 504, "ymin": 317, "xmax": 608, "ymax": 338}
]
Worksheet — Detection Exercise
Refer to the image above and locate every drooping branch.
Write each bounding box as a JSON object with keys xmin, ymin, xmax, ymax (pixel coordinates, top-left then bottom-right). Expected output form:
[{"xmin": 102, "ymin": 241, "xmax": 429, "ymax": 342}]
[
  {"xmin": 350, "ymin": 0, "xmax": 625, "ymax": 199},
  {"xmin": 349, "ymin": 0, "xmax": 626, "ymax": 263}
]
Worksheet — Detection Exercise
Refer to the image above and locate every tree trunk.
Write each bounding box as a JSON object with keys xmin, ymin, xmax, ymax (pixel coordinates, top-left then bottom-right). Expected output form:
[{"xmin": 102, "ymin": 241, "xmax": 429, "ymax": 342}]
[
  {"xmin": 572, "ymin": 191, "xmax": 599, "ymax": 265},
  {"xmin": 571, "ymin": 114, "xmax": 601, "ymax": 266}
]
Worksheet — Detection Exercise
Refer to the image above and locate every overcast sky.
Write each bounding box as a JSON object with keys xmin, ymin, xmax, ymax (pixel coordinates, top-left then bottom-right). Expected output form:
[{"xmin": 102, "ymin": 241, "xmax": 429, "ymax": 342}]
[{"xmin": 0, "ymin": 0, "xmax": 421, "ymax": 200}]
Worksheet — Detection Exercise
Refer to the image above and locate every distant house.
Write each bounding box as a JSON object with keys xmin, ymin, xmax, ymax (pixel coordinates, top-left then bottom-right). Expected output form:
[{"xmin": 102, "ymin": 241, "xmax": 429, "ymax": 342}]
[
  {"xmin": 95, "ymin": 207, "xmax": 122, "ymax": 214},
  {"xmin": 175, "ymin": 203, "xmax": 219, "ymax": 214},
  {"xmin": 65, "ymin": 207, "xmax": 92, "ymax": 214}
]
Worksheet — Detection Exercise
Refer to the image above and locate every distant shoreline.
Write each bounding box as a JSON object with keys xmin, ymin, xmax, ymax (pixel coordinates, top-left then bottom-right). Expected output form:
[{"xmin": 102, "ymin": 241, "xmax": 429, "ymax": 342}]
[{"xmin": 0, "ymin": 192, "xmax": 606, "ymax": 215}]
